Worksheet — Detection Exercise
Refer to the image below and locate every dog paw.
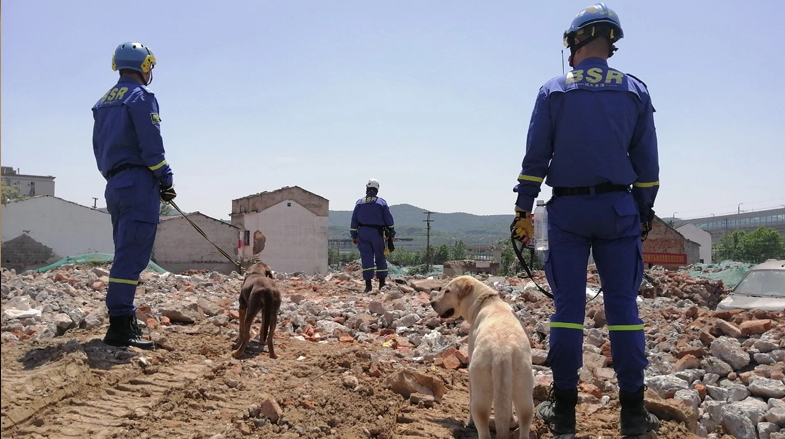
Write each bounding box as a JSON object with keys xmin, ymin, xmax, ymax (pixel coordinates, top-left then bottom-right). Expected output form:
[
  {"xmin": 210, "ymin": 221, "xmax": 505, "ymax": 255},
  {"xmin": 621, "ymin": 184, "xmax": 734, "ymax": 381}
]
[
  {"xmin": 269, "ymin": 352, "xmax": 278, "ymax": 359},
  {"xmin": 231, "ymin": 350, "xmax": 244, "ymax": 359},
  {"xmin": 464, "ymin": 418, "xmax": 474, "ymax": 428}
]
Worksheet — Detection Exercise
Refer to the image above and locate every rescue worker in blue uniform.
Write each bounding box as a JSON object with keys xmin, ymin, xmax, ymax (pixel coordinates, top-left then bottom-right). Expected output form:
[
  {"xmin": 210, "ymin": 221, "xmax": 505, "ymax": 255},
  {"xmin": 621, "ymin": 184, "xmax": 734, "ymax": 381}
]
[
  {"xmin": 92, "ymin": 42, "xmax": 176, "ymax": 350},
  {"xmin": 510, "ymin": 4, "xmax": 660, "ymax": 436},
  {"xmin": 350, "ymin": 179, "xmax": 396, "ymax": 293}
]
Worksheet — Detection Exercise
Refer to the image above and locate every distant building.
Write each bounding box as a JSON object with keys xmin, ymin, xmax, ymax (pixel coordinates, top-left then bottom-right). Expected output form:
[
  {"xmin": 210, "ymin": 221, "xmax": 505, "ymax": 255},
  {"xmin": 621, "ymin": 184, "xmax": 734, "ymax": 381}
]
[
  {"xmin": 231, "ymin": 186, "xmax": 329, "ymax": 275},
  {"xmin": 153, "ymin": 212, "xmax": 242, "ymax": 274},
  {"xmin": 642, "ymin": 216, "xmax": 701, "ymax": 269},
  {"xmin": 1, "ymin": 166, "xmax": 56, "ymax": 197},
  {"xmin": 679, "ymin": 208, "xmax": 785, "ymax": 243},
  {"xmin": 588, "ymin": 216, "xmax": 701, "ymax": 269},
  {"xmin": 677, "ymin": 223, "xmax": 713, "ymax": 264},
  {"xmin": 1, "ymin": 196, "xmax": 113, "ymax": 271}
]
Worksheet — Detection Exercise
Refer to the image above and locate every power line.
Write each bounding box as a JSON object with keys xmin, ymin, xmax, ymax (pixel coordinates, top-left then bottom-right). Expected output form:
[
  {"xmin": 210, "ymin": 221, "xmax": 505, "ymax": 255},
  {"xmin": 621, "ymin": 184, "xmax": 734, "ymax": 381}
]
[
  {"xmin": 680, "ymin": 204, "xmax": 785, "ymax": 220},
  {"xmin": 423, "ymin": 211, "xmax": 434, "ymax": 272},
  {"xmin": 673, "ymin": 198, "xmax": 784, "ymax": 216}
]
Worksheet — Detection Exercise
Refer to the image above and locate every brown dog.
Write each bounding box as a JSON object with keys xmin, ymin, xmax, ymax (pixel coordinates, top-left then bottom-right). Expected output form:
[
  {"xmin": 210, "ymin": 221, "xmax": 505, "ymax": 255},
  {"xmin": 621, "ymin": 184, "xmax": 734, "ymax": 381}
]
[{"xmin": 232, "ymin": 261, "xmax": 281, "ymax": 359}]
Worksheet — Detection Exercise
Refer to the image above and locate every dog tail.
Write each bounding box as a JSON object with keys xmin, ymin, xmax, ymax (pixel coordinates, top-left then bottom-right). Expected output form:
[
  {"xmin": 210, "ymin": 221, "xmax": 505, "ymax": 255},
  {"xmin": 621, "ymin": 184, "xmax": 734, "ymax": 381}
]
[{"xmin": 493, "ymin": 356, "xmax": 513, "ymax": 439}]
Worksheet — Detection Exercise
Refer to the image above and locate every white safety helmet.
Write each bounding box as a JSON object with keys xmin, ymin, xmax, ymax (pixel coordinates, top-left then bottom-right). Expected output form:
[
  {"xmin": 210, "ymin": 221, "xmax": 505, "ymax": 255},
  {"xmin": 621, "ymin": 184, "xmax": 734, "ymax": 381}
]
[
  {"xmin": 366, "ymin": 178, "xmax": 380, "ymax": 190},
  {"xmin": 365, "ymin": 178, "xmax": 379, "ymax": 191}
]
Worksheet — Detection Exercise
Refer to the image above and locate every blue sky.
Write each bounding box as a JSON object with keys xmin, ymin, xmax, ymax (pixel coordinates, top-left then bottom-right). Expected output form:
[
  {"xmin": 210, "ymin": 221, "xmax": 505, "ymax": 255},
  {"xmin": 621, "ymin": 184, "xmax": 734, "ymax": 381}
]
[{"xmin": 3, "ymin": 0, "xmax": 783, "ymax": 221}]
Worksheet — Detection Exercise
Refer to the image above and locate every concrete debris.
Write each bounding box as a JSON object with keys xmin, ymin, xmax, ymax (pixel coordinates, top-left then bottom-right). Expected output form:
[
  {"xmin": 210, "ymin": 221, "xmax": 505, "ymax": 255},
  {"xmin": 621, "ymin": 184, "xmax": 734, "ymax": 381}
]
[
  {"xmin": 749, "ymin": 377, "xmax": 785, "ymax": 399},
  {"xmin": 710, "ymin": 336, "xmax": 753, "ymax": 370},
  {"xmin": 721, "ymin": 404, "xmax": 758, "ymax": 439},
  {"xmin": 3, "ymin": 261, "xmax": 785, "ymax": 439},
  {"xmin": 259, "ymin": 394, "xmax": 283, "ymax": 424},
  {"xmin": 160, "ymin": 302, "xmax": 202, "ymax": 324},
  {"xmin": 385, "ymin": 369, "xmax": 446, "ymax": 402}
]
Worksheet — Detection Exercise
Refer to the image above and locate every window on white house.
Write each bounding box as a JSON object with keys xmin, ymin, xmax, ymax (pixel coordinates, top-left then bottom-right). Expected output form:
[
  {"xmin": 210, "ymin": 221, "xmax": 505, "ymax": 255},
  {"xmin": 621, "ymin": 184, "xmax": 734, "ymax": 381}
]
[{"xmin": 243, "ymin": 230, "xmax": 250, "ymax": 246}]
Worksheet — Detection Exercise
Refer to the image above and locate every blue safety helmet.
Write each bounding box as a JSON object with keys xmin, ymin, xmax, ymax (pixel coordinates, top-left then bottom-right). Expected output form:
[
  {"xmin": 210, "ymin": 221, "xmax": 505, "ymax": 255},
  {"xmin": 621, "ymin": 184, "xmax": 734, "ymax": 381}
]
[
  {"xmin": 111, "ymin": 42, "xmax": 156, "ymax": 74},
  {"xmin": 563, "ymin": 3, "xmax": 623, "ymax": 66}
]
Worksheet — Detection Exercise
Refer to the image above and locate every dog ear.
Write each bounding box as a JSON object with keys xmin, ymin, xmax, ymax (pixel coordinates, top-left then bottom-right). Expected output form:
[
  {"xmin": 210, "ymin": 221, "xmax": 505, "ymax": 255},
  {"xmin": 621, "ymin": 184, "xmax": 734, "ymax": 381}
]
[{"xmin": 454, "ymin": 277, "xmax": 472, "ymax": 298}]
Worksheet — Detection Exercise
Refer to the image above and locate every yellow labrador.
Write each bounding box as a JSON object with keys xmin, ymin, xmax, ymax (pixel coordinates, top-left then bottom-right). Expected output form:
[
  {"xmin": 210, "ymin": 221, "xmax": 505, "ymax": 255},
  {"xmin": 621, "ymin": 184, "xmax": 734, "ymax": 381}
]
[{"xmin": 431, "ymin": 275, "xmax": 534, "ymax": 439}]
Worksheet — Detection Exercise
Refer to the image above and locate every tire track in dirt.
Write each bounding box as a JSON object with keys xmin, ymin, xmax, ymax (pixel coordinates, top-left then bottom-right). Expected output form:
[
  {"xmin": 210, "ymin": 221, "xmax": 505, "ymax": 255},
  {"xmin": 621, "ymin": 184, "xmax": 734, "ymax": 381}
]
[
  {"xmin": 1, "ymin": 336, "xmax": 209, "ymax": 439},
  {"xmin": 1, "ymin": 340, "xmax": 93, "ymax": 432},
  {"xmin": 7, "ymin": 362, "xmax": 209, "ymax": 438}
]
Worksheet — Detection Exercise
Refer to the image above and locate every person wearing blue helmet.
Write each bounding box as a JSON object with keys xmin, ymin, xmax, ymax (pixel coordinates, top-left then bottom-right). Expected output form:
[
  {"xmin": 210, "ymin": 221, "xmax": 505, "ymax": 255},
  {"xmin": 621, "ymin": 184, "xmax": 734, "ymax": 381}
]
[
  {"xmin": 510, "ymin": 3, "xmax": 660, "ymax": 436},
  {"xmin": 92, "ymin": 42, "xmax": 176, "ymax": 350}
]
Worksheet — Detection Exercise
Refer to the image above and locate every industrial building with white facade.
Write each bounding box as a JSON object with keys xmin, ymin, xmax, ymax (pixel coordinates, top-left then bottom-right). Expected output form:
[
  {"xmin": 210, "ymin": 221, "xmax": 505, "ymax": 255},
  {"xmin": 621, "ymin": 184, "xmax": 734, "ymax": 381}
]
[
  {"xmin": 678, "ymin": 207, "xmax": 785, "ymax": 243},
  {"xmin": 231, "ymin": 186, "xmax": 329, "ymax": 275}
]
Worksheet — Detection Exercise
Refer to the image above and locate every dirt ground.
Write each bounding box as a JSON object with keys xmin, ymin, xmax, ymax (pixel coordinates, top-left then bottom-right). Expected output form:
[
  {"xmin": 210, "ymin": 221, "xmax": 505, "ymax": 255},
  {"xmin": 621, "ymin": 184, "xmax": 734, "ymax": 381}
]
[{"xmin": 0, "ymin": 319, "xmax": 705, "ymax": 439}]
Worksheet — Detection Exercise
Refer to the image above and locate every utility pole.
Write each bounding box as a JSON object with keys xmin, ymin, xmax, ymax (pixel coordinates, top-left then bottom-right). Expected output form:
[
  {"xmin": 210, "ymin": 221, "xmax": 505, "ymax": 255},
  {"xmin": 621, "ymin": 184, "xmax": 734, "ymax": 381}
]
[
  {"xmin": 423, "ymin": 211, "xmax": 434, "ymax": 272},
  {"xmin": 92, "ymin": 197, "xmax": 98, "ymax": 209}
]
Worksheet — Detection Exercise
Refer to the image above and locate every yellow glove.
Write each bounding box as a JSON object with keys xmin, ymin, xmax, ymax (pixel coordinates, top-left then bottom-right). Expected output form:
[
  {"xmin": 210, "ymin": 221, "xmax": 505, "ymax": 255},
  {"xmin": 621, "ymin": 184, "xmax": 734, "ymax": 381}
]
[{"xmin": 510, "ymin": 211, "xmax": 533, "ymax": 244}]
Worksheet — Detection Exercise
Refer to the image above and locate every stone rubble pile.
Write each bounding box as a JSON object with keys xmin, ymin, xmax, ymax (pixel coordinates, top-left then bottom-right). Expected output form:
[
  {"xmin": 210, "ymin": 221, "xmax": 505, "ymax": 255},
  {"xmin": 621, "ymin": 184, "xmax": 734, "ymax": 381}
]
[{"xmin": 2, "ymin": 263, "xmax": 784, "ymax": 438}]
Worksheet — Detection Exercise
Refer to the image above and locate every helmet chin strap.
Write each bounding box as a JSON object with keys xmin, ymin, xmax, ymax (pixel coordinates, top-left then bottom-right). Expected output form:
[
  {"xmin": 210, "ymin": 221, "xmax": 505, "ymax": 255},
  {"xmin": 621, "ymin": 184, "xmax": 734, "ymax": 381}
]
[
  {"xmin": 146, "ymin": 70, "xmax": 154, "ymax": 86},
  {"xmin": 566, "ymin": 26, "xmax": 618, "ymax": 68}
]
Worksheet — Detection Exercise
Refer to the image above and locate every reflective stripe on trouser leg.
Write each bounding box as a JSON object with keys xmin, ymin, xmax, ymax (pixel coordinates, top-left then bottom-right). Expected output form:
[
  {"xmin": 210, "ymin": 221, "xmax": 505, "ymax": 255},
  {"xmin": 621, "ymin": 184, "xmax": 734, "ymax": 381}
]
[
  {"xmin": 106, "ymin": 216, "xmax": 157, "ymax": 317},
  {"xmin": 545, "ymin": 220, "xmax": 592, "ymax": 391},
  {"xmin": 372, "ymin": 234, "xmax": 388, "ymax": 279},
  {"xmin": 104, "ymin": 168, "xmax": 160, "ymax": 317},
  {"xmin": 357, "ymin": 239, "xmax": 376, "ymax": 281},
  {"xmin": 593, "ymin": 234, "xmax": 647, "ymax": 393}
]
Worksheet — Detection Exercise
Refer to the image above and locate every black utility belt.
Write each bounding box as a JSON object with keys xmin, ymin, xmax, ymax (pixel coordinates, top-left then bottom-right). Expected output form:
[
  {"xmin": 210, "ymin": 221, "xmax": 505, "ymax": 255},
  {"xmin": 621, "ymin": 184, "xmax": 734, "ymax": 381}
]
[
  {"xmin": 553, "ymin": 183, "xmax": 629, "ymax": 197},
  {"xmin": 106, "ymin": 163, "xmax": 148, "ymax": 179},
  {"xmin": 359, "ymin": 224, "xmax": 387, "ymax": 230}
]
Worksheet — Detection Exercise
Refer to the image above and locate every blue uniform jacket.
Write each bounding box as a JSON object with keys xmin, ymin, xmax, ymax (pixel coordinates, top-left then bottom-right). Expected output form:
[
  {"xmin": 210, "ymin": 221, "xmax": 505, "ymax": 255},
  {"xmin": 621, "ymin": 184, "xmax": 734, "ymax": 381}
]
[
  {"xmin": 92, "ymin": 77, "xmax": 174, "ymax": 188},
  {"xmin": 350, "ymin": 196, "xmax": 395, "ymax": 240},
  {"xmin": 513, "ymin": 58, "xmax": 659, "ymax": 220}
]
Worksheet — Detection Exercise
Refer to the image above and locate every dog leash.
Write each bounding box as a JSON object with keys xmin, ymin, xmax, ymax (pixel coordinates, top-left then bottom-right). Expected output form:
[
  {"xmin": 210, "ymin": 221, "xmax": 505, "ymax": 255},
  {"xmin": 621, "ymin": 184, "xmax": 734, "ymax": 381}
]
[
  {"xmin": 168, "ymin": 200, "xmax": 244, "ymax": 274},
  {"xmin": 511, "ymin": 236, "xmax": 553, "ymax": 299},
  {"xmin": 511, "ymin": 235, "xmax": 603, "ymax": 303}
]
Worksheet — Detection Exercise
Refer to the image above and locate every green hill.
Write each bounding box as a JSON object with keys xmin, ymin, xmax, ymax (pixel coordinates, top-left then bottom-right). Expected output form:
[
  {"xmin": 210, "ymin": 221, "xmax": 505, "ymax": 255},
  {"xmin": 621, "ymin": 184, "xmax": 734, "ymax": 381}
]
[{"xmin": 329, "ymin": 204, "xmax": 510, "ymax": 249}]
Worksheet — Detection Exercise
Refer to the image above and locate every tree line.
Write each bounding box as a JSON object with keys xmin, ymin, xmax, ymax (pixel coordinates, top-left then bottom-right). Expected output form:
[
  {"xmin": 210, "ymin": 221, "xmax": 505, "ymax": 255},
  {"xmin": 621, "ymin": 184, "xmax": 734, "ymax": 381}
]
[{"xmin": 712, "ymin": 227, "xmax": 785, "ymax": 264}]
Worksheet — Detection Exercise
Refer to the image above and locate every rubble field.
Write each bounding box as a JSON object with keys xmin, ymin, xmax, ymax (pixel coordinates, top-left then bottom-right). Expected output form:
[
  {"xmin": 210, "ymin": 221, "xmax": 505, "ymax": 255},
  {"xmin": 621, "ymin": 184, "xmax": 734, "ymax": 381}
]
[{"xmin": 2, "ymin": 261, "xmax": 784, "ymax": 439}]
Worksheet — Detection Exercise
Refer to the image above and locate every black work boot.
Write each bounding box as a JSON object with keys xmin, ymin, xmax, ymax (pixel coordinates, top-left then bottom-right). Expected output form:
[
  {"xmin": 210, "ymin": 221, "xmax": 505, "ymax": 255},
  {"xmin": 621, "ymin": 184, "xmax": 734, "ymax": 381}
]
[
  {"xmin": 619, "ymin": 387, "xmax": 659, "ymax": 436},
  {"xmin": 104, "ymin": 315, "xmax": 155, "ymax": 350},
  {"xmin": 130, "ymin": 315, "xmax": 146, "ymax": 337},
  {"xmin": 364, "ymin": 279, "xmax": 372, "ymax": 293},
  {"xmin": 537, "ymin": 386, "xmax": 578, "ymax": 435},
  {"xmin": 379, "ymin": 278, "xmax": 386, "ymax": 289}
]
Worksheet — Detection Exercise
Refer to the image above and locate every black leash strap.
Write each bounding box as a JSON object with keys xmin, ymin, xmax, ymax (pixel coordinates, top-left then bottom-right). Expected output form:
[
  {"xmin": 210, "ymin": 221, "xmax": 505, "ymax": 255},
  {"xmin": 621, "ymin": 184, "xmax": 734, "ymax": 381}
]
[
  {"xmin": 168, "ymin": 200, "xmax": 244, "ymax": 274},
  {"xmin": 511, "ymin": 236, "xmax": 553, "ymax": 298},
  {"xmin": 511, "ymin": 235, "xmax": 603, "ymax": 303}
]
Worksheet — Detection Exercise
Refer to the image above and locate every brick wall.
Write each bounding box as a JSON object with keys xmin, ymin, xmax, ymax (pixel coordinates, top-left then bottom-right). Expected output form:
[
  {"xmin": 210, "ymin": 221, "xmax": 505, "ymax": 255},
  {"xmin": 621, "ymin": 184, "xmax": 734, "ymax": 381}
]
[
  {"xmin": 1, "ymin": 234, "xmax": 57, "ymax": 271},
  {"xmin": 642, "ymin": 217, "xmax": 691, "ymax": 269}
]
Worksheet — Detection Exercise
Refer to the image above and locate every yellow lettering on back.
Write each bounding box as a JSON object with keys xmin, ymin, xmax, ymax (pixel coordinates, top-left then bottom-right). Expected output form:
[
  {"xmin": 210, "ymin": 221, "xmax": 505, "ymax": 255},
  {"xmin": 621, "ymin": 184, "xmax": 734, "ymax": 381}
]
[
  {"xmin": 115, "ymin": 87, "xmax": 128, "ymax": 100},
  {"xmin": 587, "ymin": 67, "xmax": 603, "ymax": 83},
  {"xmin": 605, "ymin": 70, "xmax": 624, "ymax": 84},
  {"xmin": 106, "ymin": 88, "xmax": 118, "ymax": 101},
  {"xmin": 566, "ymin": 70, "xmax": 584, "ymax": 84},
  {"xmin": 100, "ymin": 91, "xmax": 111, "ymax": 103}
]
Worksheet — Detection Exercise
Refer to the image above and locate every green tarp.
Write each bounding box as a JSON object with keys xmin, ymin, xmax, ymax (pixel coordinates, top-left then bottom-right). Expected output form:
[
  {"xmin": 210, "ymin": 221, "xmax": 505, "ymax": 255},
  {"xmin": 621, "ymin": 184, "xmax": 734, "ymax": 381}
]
[
  {"xmin": 35, "ymin": 252, "xmax": 167, "ymax": 274},
  {"xmin": 683, "ymin": 260, "xmax": 754, "ymax": 290}
]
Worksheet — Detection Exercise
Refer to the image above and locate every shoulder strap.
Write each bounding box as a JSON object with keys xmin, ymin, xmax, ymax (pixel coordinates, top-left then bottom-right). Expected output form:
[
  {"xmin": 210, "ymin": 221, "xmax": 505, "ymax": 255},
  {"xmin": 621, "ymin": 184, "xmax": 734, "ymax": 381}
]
[{"xmin": 626, "ymin": 73, "xmax": 648, "ymax": 89}]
